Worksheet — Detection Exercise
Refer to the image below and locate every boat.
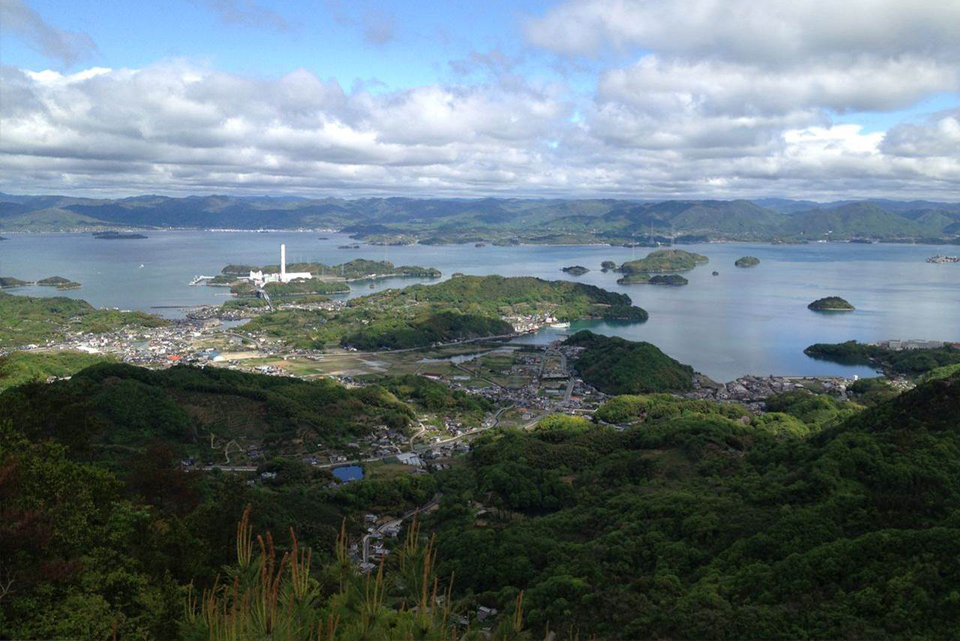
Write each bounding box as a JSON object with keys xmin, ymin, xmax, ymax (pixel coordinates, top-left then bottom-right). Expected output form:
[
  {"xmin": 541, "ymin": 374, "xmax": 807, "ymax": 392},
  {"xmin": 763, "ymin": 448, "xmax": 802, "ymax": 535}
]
[
  {"xmin": 550, "ymin": 322, "xmax": 571, "ymax": 329},
  {"xmin": 926, "ymin": 254, "xmax": 960, "ymax": 264}
]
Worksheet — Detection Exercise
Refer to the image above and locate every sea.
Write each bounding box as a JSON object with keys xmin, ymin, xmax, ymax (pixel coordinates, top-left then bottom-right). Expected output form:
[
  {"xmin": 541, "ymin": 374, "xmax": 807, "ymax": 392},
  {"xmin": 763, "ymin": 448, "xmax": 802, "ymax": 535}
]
[{"xmin": 2, "ymin": 231, "xmax": 957, "ymax": 382}]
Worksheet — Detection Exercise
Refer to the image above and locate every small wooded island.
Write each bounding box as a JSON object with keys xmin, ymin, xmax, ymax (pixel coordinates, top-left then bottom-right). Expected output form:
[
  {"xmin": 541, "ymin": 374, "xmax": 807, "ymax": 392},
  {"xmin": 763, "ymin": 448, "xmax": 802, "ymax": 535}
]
[
  {"xmin": 617, "ymin": 273, "xmax": 688, "ymax": 286},
  {"xmin": 93, "ymin": 231, "xmax": 148, "ymax": 239},
  {"xmin": 735, "ymin": 256, "xmax": 760, "ymax": 267},
  {"xmin": 562, "ymin": 265, "xmax": 590, "ymax": 276},
  {"xmin": 808, "ymin": 296, "xmax": 855, "ymax": 311},
  {"xmin": 600, "ymin": 260, "xmax": 617, "ymax": 272},
  {"xmin": 617, "ymin": 249, "xmax": 709, "ymax": 275},
  {"xmin": 0, "ymin": 275, "xmax": 81, "ymax": 290}
]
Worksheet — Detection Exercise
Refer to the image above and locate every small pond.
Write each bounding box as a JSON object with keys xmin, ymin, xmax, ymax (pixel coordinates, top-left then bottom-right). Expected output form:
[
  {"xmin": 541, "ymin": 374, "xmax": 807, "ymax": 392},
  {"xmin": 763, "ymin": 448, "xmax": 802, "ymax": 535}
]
[{"xmin": 332, "ymin": 465, "xmax": 364, "ymax": 482}]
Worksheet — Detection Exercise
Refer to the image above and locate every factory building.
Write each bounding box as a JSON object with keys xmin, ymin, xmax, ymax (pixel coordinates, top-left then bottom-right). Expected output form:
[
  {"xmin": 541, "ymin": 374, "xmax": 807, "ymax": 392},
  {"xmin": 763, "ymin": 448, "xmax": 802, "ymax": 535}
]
[{"xmin": 248, "ymin": 244, "xmax": 313, "ymax": 285}]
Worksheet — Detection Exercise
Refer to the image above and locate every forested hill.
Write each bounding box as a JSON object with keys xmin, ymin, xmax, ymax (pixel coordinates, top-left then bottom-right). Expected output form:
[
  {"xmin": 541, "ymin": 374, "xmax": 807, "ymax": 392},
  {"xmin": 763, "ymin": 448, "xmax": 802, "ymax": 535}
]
[
  {"xmin": 2, "ymin": 193, "xmax": 959, "ymax": 242},
  {"xmin": 0, "ymin": 362, "xmax": 415, "ymax": 464},
  {"xmin": 428, "ymin": 372, "xmax": 960, "ymax": 638},
  {"xmin": 566, "ymin": 330, "xmax": 696, "ymax": 394},
  {"xmin": 3, "ymin": 355, "xmax": 960, "ymax": 637}
]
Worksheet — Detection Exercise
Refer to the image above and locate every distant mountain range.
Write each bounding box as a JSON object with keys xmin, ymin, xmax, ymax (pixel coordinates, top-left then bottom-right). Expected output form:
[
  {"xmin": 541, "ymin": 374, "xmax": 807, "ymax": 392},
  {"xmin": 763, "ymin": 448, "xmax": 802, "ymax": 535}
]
[{"xmin": 1, "ymin": 193, "xmax": 958, "ymax": 243}]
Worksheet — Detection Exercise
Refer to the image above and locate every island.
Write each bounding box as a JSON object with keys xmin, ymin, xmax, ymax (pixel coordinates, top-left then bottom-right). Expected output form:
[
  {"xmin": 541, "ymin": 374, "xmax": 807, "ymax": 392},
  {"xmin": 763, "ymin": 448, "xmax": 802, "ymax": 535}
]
[
  {"xmin": 808, "ymin": 296, "xmax": 855, "ymax": 311},
  {"xmin": 1, "ymin": 275, "xmax": 81, "ymax": 290},
  {"xmin": 712, "ymin": 271, "xmax": 719, "ymax": 276},
  {"xmin": 562, "ymin": 265, "xmax": 590, "ymax": 276},
  {"xmin": 617, "ymin": 249, "xmax": 709, "ymax": 275},
  {"xmin": 93, "ymin": 231, "xmax": 148, "ymax": 239},
  {"xmin": 600, "ymin": 260, "xmax": 617, "ymax": 272},
  {"xmin": 474, "ymin": 243, "xmax": 486, "ymax": 247},
  {"xmin": 735, "ymin": 256, "xmax": 761, "ymax": 267},
  {"xmin": 617, "ymin": 273, "xmax": 688, "ymax": 286},
  {"xmin": 37, "ymin": 276, "xmax": 82, "ymax": 290}
]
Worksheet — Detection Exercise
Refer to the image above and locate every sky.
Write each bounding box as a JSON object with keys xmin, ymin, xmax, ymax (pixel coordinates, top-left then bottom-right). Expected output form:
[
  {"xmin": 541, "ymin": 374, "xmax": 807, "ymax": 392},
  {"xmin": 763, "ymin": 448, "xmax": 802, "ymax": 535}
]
[{"xmin": 0, "ymin": 0, "xmax": 958, "ymax": 201}]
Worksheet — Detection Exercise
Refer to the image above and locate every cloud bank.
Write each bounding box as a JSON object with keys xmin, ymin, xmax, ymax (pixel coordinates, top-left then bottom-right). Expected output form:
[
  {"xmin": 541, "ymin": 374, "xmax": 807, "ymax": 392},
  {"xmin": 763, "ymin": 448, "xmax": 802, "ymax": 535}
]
[{"xmin": 1, "ymin": 0, "xmax": 958, "ymax": 199}]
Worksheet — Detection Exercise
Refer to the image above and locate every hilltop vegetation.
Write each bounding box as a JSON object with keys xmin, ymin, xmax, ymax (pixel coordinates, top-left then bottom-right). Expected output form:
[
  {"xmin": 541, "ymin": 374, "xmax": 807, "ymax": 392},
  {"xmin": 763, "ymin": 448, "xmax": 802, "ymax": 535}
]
[
  {"xmin": 4, "ymin": 194, "xmax": 959, "ymax": 243},
  {"xmin": 617, "ymin": 249, "xmax": 709, "ymax": 274},
  {"xmin": 263, "ymin": 278, "xmax": 346, "ymax": 297},
  {"xmin": 566, "ymin": 331, "xmax": 695, "ymax": 394},
  {"xmin": 0, "ymin": 291, "xmax": 168, "ymax": 348},
  {"xmin": 427, "ymin": 373, "xmax": 960, "ymax": 639},
  {"xmin": 246, "ymin": 275, "xmax": 648, "ymax": 350},
  {"xmin": 0, "ymin": 363, "xmax": 415, "ymax": 465},
  {"xmin": 0, "ymin": 350, "xmax": 112, "ymax": 391},
  {"xmin": 253, "ymin": 258, "xmax": 440, "ymax": 280}
]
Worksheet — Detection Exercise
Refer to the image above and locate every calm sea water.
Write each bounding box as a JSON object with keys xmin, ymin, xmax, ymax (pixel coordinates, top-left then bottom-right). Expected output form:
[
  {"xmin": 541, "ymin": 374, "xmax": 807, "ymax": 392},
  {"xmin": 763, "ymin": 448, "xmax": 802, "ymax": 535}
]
[{"xmin": 2, "ymin": 231, "xmax": 957, "ymax": 381}]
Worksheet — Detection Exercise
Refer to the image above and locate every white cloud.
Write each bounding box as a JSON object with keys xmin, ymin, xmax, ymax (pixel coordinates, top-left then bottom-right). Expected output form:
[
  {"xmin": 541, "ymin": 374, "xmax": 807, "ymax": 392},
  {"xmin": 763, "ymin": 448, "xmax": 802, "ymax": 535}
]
[
  {"xmin": 526, "ymin": 0, "xmax": 960, "ymax": 64},
  {"xmin": 0, "ymin": 57, "xmax": 957, "ymax": 200}
]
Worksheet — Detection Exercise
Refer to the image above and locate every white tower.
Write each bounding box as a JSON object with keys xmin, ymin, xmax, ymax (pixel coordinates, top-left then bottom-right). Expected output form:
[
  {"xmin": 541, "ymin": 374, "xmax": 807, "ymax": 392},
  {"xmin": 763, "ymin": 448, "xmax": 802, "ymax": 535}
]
[{"xmin": 280, "ymin": 244, "xmax": 286, "ymax": 281}]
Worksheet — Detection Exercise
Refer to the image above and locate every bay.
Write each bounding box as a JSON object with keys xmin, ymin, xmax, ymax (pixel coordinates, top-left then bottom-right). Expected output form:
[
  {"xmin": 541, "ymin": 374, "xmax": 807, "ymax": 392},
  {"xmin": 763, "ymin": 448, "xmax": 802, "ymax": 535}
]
[{"xmin": 2, "ymin": 231, "xmax": 957, "ymax": 381}]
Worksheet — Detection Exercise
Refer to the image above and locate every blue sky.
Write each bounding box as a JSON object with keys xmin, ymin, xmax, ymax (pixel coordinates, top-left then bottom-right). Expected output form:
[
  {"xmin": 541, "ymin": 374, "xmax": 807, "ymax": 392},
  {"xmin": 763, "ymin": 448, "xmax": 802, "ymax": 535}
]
[
  {"xmin": 1, "ymin": 0, "xmax": 559, "ymax": 88},
  {"xmin": 1, "ymin": 0, "xmax": 958, "ymax": 199}
]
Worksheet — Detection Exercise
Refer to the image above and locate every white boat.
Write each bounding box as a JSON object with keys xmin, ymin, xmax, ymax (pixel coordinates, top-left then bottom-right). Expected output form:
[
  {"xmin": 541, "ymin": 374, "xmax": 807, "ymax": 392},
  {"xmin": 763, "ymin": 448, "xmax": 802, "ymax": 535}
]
[{"xmin": 551, "ymin": 322, "xmax": 571, "ymax": 328}]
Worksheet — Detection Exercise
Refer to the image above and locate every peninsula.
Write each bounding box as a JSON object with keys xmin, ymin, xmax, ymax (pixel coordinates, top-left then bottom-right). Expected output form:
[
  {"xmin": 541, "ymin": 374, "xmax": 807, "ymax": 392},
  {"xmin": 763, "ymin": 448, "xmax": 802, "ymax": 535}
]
[
  {"xmin": 808, "ymin": 296, "xmax": 855, "ymax": 311},
  {"xmin": 243, "ymin": 274, "xmax": 648, "ymax": 350}
]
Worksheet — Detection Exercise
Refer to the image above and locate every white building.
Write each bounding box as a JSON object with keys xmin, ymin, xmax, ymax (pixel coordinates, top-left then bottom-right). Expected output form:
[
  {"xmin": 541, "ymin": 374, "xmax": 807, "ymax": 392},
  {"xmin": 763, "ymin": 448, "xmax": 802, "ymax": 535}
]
[{"xmin": 248, "ymin": 244, "xmax": 313, "ymax": 285}]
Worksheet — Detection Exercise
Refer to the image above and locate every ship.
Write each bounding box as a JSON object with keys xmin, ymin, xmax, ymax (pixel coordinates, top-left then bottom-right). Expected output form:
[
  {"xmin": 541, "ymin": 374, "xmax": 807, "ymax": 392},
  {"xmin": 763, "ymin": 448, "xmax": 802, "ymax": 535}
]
[{"xmin": 926, "ymin": 254, "xmax": 960, "ymax": 264}]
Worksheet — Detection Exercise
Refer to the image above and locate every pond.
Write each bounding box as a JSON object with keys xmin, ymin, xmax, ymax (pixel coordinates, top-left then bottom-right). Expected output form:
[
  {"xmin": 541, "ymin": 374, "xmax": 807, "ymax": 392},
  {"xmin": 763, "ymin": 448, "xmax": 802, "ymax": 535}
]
[{"xmin": 332, "ymin": 465, "xmax": 364, "ymax": 482}]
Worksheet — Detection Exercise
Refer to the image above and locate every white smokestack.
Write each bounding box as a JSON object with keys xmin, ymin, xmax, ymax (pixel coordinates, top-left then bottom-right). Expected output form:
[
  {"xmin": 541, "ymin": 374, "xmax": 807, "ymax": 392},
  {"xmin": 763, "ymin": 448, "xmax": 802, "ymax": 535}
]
[{"xmin": 281, "ymin": 244, "xmax": 286, "ymax": 280}]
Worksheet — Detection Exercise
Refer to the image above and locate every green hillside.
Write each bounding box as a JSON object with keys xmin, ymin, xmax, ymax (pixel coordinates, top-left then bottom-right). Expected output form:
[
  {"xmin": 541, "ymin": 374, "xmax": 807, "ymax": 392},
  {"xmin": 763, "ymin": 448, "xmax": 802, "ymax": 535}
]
[
  {"xmin": 0, "ymin": 362, "xmax": 415, "ymax": 463},
  {"xmin": 805, "ymin": 340, "xmax": 960, "ymax": 376},
  {"xmin": 0, "ymin": 291, "xmax": 168, "ymax": 347},
  {"xmin": 781, "ymin": 202, "xmax": 929, "ymax": 238},
  {"xmin": 0, "ymin": 350, "xmax": 112, "ymax": 392},
  {"xmin": 428, "ymin": 373, "xmax": 960, "ymax": 638},
  {"xmin": 566, "ymin": 330, "xmax": 696, "ymax": 394}
]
